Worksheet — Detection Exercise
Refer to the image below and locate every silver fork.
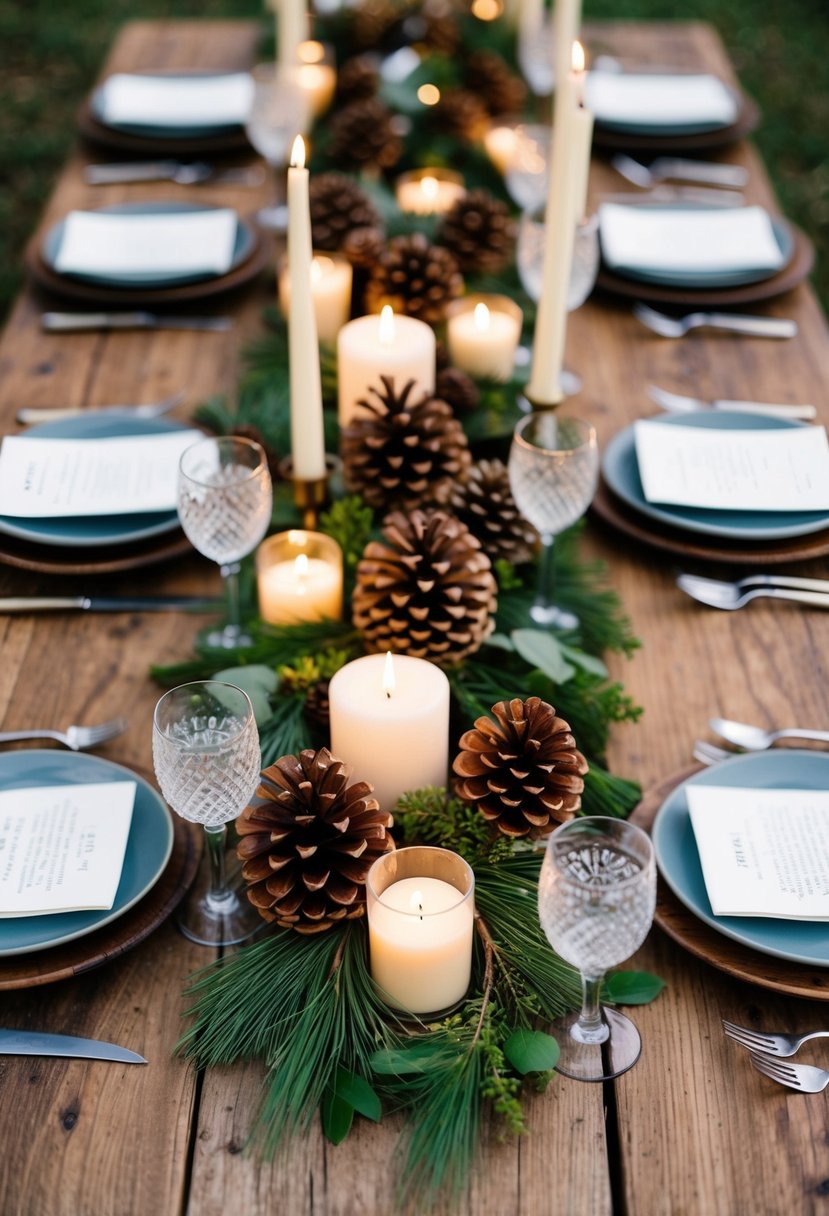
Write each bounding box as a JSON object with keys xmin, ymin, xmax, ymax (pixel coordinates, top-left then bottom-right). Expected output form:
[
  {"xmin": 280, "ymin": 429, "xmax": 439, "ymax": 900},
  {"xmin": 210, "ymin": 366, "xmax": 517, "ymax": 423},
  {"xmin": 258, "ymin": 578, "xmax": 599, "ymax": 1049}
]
[
  {"xmin": 16, "ymin": 391, "xmax": 185, "ymax": 425},
  {"xmin": 0, "ymin": 718, "xmax": 128, "ymax": 750},
  {"xmin": 633, "ymin": 303, "xmax": 797, "ymax": 339},
  {"xmin": 749, "ymin": 1052, "xmax": 829, "ymax": 1093},
  {"xmin": 723, "ymin": 1018, "xmax": 829, "ymax": 1058},
  {"xmin": 692, "ymin": 740, "xmax": 734, "ymax": 765},
  {"xmin": 612, "ymin": 153, "xmax": 747, "ymax": 190},
  {"xmin": 709, "ymin": 717, "xmax": 829, "ymax": 750},
  {"xmin": 677, "ymin": 573, "xmax": 829, "ymax": 611},
  {"xmin": 647, "ymin": 384, "xmax": 816, "ymax": 421}
]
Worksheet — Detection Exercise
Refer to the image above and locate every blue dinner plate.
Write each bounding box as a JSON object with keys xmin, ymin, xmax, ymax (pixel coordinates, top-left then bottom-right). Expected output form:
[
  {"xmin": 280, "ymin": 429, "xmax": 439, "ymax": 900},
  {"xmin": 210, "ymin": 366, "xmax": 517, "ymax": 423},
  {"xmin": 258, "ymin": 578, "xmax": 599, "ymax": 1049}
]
[
  {"xmin": 42, "ymin": 202, "xmax": 252, "ymax": 289},
  {"xmin": 593, "ymin": 82, "xmax": 741, "ymax": 138},
  {"xmin": 90, "ymin": 72, "xmax": 246, "ymax": 139},
  {"xmin": 652, "ymin": 750, "xmax": 829, "ymax": 968},
  {"xmin": 0, "ymin": 415, "xmax": 188, "ymax": 549},
  {"xmin": 602, "ymin": 412, "xmax": 829, "ymax": 541},
  {"xmin": 0, "ymin": 750, "xmax": 173, "ymax": 957}
]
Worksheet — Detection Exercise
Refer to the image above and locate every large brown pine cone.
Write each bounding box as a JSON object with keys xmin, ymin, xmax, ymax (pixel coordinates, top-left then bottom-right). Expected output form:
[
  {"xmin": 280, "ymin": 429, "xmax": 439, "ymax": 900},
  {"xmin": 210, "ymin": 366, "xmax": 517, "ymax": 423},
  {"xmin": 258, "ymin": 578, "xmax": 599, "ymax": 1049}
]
[
  {"xmin": 309, "ymin": 173, "xmax": 383, "ymax": 252},
  {"xmin": 453, "ymin": 697, "xmax": 588, "ymax": 838},
  {"xmin": 464, "ymin": 49, "xmax": 528, "ymax": 116},
  {"xmin": 341, "ymin": 374, "xmax": 471, "ymax": 512},
  {"xmin": 432, "ymin": 458, "xmax": 539, "ymax": 564},
  {"xmin": 364, "ymin": 233, "xmax": 464, "ymax": 326},
  {"xmin": 328, "ymin": 98, "xmax": 403, "ymax": 171},
  {"xmin": 236, "ymin": 748, "xmax": 394, "ymax": 933},
  {"xmin": 436, "ymin": 88, "xmax": 491, "ymax": 141},
  {"xmin": 353, "ymin": 508, "xmax": 497, "ymax": 665},
  {"xmin": 436, "ymin": 189, "xmax": 516, "ymax": 275},
  {"xmin": 336, "ymin": 54, "xmax": 381, "ymax": 104}
]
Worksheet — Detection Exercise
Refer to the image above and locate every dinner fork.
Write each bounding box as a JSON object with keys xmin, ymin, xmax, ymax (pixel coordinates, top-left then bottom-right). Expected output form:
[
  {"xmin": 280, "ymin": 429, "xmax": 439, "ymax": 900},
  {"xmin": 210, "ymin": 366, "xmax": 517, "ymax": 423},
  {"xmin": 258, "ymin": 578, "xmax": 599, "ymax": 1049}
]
[
  {"xmin": 677, "ymin": 573, "xmax": 829, "ymax": 611},
  {"xmin": 612, "ymin": 153, "xmax": 748, "ymax": 190},
  {"xmin": 709, "ymin": 717, "xmax": 829, "ymax": 750},
  {"xmin": 647, "ymin": 384, "xmax": 816, "ymax": 421},
  {"xmin": 723, "ymin": 1019, "xmax": 829, "ymax": 1058},
  {"xmin": 16, "ymin": 390, "xmax": 185, "ymax": 425},
  {"xmin": 0, "ymin": 718, "xmax": 128, "ymax": 750},
  {"xmin": 749, "ymin": 1052, "xmax": 829, "ymax": 1093},
  {"xmin": 633, "ymin": 303, "xmax": 797, "ymax": 339},
  {"xmin": 84, "ymin": 160, "xmax": 266, "ymax": 187},
  {"xmin": 692, "ymin": 740, "xmax": 734, "ymax": 765}
]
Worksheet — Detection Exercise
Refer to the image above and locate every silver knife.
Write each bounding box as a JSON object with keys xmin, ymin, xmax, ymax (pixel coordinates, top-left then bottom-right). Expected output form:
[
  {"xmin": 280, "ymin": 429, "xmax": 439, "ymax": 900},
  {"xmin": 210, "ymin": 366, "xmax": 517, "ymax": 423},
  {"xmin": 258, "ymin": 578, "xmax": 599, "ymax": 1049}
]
[
  {"xmin": 42, "ymin": 312, "xmax": 232, "ymax": 333},
  {"xmin": 0, "ymin": 596, "xmax": 220, "ymax": 613},
  {"xmin": 0, "ymin": 1029, "xmax": 146, "ymax": 1063}
]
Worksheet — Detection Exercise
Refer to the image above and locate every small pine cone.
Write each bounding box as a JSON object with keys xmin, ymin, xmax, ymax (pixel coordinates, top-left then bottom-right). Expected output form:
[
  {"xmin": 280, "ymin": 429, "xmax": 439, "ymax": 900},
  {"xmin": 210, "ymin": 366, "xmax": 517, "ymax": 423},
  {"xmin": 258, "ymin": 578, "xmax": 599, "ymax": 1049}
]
[
  {"xmin": 464, "ymin": 49, "xmax": 527, "ymax": 117},
  {"xmin": 436, "ymin": 189, "xmax": 516, "ymax": 275},
  {"xmin": 453, "ymin": 697, "xmax": 588, "ymax": 839},
  {"xmin": 336, "ymin": 54, "xmax": 380, "ymax": 104},
  {"xmin": 364, "ymin": 233, "xmax": 464, "ymax": 326},
  {"xmin": 340, "ymin": 225, "xmax": 386, "ymax": 271},
  {"xmin": 353, "ymin": 508, "xmax": 497, "ymax": 665},
  {"xmin": 420, "ymin": 6, "xmax": 461, "ymax": 54},
  {"xmin": 433, "ymin": 458, "xmax": 538, "ymax": 563},
  {"xmin": 436, "ymin": 88, "xmax": 490, "ymax": 142},
  {"xmin": 237, "ymin": 747, "xmax": 394, "ymax": 933},
  {"xmin": 304, "ymin": 679, "xmax": 330, "ymax": 732},
  {"xmin": 328, "ymin": 98, "xmax": 403, "ymax": 172},
  {"xmin": 352, "ymin": 0, "xmax": 409, "ymax": 50},
  {"xmin": 341, "ymin": 374, "xmax": 471, "ymax": 512},
  {"xmin": 435, "ymin": 366, "xmax": 480, "ymax": 414},
  {"xmin": 309, "ymin": 173, "xmax": 382, "ymax": 252}
]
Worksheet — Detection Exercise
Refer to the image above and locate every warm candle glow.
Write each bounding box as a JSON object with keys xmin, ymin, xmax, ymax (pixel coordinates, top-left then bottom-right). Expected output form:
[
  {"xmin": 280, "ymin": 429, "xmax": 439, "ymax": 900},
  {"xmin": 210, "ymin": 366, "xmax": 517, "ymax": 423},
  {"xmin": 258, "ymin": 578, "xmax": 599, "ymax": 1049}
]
[
  {"xmin": 473, "ymin": 302, "xmax": 490, "ymax": 333},
  {"xmin": 417, "ymin": 83, "xmax": 441, "ymax": 106},
  {"xmin": 383, "ymin": 651, "xmax": 396, "ymax": 698},
  {"xmin": 471, "ymin": 0, "xmax": 503, "ymax": 19},
  {"xmin": 421, "ymin": 175, "xmax": 439, "ymax": 202},
  {"xmin": 378, "ymin": 305, "xmax": 395, "ymax": 345},
  {"xmin": 290, "ymin": 134, "xmax": 306, "ymax": 168},
  {"xmin": 294, "ymin": 552, "xmax": 309, "ymax": 589},
  {"xmin": 298, "ymin": 39, "xmax": 325, "ymax": 64},
  {"xmin": 572, "ymin": 41, "xmax": 585, "ymax": 74}
]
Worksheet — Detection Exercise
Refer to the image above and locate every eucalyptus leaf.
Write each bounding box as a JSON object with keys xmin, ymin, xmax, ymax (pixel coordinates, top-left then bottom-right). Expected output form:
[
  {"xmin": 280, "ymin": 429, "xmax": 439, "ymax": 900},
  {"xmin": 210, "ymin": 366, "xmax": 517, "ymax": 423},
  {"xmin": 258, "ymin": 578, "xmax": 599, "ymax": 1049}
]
[
  {"xmin": 603, "ymin": 971, "xmax": 666, "ymax": 1006},
  {"xmin": 511, "ymin": 630, "xmax": 576, "ymax": 683},
  {"xmin": 213, "ymin": 665, "xmax": 279, "ymax": 725},
  {"xmin": 334, "ymin": 1068, "xmax": 382, "ymax": 1122},
  {"xmin": 503, "ymin": 1028, "xmax": 560, "ymax": 1074},
  {"xmin": 486, "ymin": 632, "xmax": 515, "ymax": 653},
  {"xmin": 558, "ymin": 644, "xmax": 609, "ymax": 680},
  {"xmin": 321, "ymin": 1088, "xmax": 354, "ymax": 1144},
  {"xmin": 371, "ymin": 1042, "xmax": 450, "ymax": 1075}
]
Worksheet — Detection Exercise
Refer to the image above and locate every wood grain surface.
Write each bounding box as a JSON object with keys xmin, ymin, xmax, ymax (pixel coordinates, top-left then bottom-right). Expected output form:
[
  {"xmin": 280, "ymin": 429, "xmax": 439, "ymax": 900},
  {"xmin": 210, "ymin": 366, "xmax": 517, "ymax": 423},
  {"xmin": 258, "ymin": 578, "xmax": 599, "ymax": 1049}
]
[{"xmin": 0, "ymin": 18, "xmax": 828, "ymax": 1216}]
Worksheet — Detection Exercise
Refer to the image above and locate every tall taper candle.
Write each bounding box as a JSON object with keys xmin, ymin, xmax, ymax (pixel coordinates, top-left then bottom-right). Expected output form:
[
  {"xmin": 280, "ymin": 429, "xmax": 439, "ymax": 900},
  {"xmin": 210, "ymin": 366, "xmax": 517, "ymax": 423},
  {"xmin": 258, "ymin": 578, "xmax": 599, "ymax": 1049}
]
[
  {"xmin": 287, "ymin": 135, "xmax": 326, "ymax": 479},
  {"xmin": 553, "ymin": 0, "xmax": 582, "ymax": 89},
  {"xmin": 278, "ymin": 0, "xmax": 306, "ymax": 68}
]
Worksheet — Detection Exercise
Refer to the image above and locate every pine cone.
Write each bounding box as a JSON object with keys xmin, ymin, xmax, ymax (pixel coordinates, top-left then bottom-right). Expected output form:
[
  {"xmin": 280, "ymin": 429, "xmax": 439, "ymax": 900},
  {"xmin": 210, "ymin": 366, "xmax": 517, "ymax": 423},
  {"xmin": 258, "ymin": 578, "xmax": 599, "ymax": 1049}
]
[
  {"xmin": 328, "ymin": 98, "xmax": 403, "ymax": 171},
  {"xmin": 436, "ymin": 88, "xmax": 490, "ymax": 141},
  {"xmin": 340, "ymin": 225, "xmax": 386, "ymax": 270},
  {"xmin": 353, "ymin": 508, "xmax": 497, "ymax": 665},
  {"xmin": 432, "ymin": 458, "xmax": 538, "ymax": 564},
  {"xmin": 364, "ymin": 233, "xmax": 464, "ymax": 326},
  {"xmin": 304, "ymin": 679, "xmax": 330, "ymax": 732},
  {"xmin": 464, "ymin": 49, "xmax": 527, "ymax": 116},
  {"xmin": 453, "ymin": 697, "xmax": 588, "ymax": 839},
  {"xmin": 341, "ymin": 374, "xmax": 471, "ymax": 512},
  {"xmin": 352, "ymin": 0, "xmax": 410, "ymax": 50},
  {"xmin": 435, "ymin": 366, "xmax": 480, "ymax": 414},
  {"xmin": 237, "ymin": 747, "xmax": 394, "ymax": 933},
  {"xmin": 337, "ymin": 54, "xmax": 380, "ymax": 104},
  {"xmin": 436, "ymin": 189, "xmax": 516, "ymax": 275},
  {"xmin": 309, "ymin": 173, "xmax": 382, "ymax": 252},
  {"xmin": 420, "ymin": 5, "xmax": 461, "ymax": 54}
]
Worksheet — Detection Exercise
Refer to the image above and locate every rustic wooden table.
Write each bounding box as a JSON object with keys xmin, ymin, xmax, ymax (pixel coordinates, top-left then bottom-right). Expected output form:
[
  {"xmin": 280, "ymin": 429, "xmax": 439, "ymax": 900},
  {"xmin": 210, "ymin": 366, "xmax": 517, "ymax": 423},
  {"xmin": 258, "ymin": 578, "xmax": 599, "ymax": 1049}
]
[{"xmin": 1, "ymin": 19, "xmax": 828, "ymax": 1216}]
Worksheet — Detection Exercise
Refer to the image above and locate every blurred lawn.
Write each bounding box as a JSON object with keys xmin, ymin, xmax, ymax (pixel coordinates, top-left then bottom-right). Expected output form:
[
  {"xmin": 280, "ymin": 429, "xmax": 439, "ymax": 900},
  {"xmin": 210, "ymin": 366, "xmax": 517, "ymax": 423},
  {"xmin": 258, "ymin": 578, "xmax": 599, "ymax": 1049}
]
[{"xmin": 0, "ymin": 0, "xmax": 826, "ymax": 316}]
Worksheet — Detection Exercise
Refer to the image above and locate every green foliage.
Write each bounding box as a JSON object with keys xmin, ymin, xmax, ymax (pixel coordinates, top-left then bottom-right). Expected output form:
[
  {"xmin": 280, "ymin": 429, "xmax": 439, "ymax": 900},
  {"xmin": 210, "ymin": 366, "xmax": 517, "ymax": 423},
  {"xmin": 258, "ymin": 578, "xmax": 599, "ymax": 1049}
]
[
  {"xmin": 603, "ymin": 970, "xmax": 667, "ymax": 1006},
  {"xmin": 392, "ymin": 787, "xmax": 514, "ymax": 867}
]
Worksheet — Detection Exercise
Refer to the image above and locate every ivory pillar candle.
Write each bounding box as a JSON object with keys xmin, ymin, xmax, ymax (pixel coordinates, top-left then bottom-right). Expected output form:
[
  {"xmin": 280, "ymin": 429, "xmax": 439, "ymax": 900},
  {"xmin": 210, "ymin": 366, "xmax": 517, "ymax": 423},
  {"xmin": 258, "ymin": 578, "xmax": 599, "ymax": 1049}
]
[
  {"xmin": 337, "ymin": 307, "xmax": 436, "ymax": 426},
  {"xmin": 279, "ymin": 253, "xmax": 353, "ymax": 343},
  {"xmin": 287, "ymin": 135, "xmax": 326, "ymax": 479},
  {"xmin": 328, "ymin": 652, "xmax": 450, "ymax": 813},
  {"xmin": 395, "ymin": 169, "xmax": 466, "ymax": 215},
  {"xmin": 446, "ymin": 295, "xmax": 523, "ymax": 381},
  {"xmin": 256, "ymin": 529, "xmax": 343, "ymax": 624},
  {"xmin": 366, "ymin": 847, "xmax": 475, "ymax": 1014}
]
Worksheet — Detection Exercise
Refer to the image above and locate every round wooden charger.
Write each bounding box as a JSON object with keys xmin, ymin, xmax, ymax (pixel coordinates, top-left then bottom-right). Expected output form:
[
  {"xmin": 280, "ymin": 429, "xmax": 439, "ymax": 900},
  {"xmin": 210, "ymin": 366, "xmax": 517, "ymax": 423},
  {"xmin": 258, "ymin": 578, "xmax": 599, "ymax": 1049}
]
[
  {"xmin": 590, "ymin": 478, "xmax": 829, "ymax": 566},
  {"xmin": 592, "ymin": 92, "xmax": 760, "ymax": 154},
  {"xmin": 630, "ymin": 767, "xmax": 829, "ymax": 1000},
  {"xmin": 25, "ymin": 217, "xmax": 271, "ymax": 309},
  {"xmin": 0, "ymin": 527, "xmax": 192, "ymax": 575},
  {"xmin": 77, "ymin": 97, "xmax": 252, "ymax": 157},
  {"xmin": 596, "ymin": 223, "xmax": 814, "ymax": 309},
  {"xmin": 0, "ymin": 817, "xmax": 201, "ymax": 990}
]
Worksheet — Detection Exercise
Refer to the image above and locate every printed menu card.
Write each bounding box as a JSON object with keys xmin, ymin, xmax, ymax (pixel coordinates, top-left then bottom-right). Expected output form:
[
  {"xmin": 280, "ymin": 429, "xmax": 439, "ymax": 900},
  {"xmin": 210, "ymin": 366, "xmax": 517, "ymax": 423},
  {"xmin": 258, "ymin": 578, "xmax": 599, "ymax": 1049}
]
[
  {"xmin": 0, "ymin": 782, "xmax": 136, "ymax": 916},
  {"xmin": 687, "ymin": 785, "xmax": 829, "ymax": 919}
]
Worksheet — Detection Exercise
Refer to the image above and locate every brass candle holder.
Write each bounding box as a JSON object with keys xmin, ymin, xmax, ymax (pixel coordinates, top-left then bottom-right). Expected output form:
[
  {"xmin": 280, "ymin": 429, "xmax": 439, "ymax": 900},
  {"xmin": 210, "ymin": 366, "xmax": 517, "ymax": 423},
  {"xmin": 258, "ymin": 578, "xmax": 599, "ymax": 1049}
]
[{"xmin": 277, "ymin": 453, "xmax": 341, "ymax": 530}]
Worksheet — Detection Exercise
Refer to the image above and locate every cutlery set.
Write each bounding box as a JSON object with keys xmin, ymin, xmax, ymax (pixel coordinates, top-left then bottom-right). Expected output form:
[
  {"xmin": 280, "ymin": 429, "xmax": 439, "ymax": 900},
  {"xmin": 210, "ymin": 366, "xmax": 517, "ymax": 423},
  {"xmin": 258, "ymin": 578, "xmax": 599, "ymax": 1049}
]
[
  {"xmin": 694, "ymin": 715, "xmax": 829, "ymax": 764},
  {"xmin": 677, "ymin": 572, "xmax": 829, "ymax": 611},
  {"xmin": 648, "ymin": 385, "xmax": 815, "ymax": 421},
  {"xmin": 633, "ymin": 302, "xmax": 798, "ymax": 339},
  {"xmin": 724, "ymin": 1020, "xmax": 829, "ymax": 1094},
  {"xmin": 84, "ymin": 160, "xmax": 265, "ymax": 187}
]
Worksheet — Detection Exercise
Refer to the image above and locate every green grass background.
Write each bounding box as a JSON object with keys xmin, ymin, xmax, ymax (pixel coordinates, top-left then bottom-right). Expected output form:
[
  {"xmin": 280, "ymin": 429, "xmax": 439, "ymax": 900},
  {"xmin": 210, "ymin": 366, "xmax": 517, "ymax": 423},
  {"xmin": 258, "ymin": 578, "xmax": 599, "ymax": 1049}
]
[{"xmin": 0, "ymin": 0, "xmax": 827, "ymax": 317}]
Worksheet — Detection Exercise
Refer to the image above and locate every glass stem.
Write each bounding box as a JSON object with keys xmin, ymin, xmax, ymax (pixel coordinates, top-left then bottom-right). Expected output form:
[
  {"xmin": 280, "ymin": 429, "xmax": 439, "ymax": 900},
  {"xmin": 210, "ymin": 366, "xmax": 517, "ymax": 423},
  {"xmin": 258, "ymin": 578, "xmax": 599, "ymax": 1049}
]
[
  {"xmin": 573, "ymin": 971, "xmax": 609, "ymax": 1045},
  {"xmin": 220, "ymin": 561, "xmax": 242, "ymax": 638},
  {"xmin": 203, "ymin": 824, "xmax": 233, "ymax": 912},
  {"xmin": 534, "ymin": 533, "xmax": 555, "ymax": 613}
]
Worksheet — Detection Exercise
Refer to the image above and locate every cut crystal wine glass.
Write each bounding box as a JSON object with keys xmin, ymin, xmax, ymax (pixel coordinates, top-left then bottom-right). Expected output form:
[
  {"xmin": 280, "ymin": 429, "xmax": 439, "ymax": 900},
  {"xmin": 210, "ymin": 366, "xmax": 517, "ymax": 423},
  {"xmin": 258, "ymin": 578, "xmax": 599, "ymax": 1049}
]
[
  {"xmin": 153, "ymin": 681, "xmax": 263, "ymax": 946},
  {"xmin": 538, "ymin": 816, "xmax": 656, "ymax": 1081},
  {"xmin": 178, "ymin": 436, "xmax": 273, "ymax": 650},
  {"xmin": 245, "ymin": 63, "xmax": 311, "ymax": 229},
  {"xmin": 508, "ymin": 413, "xmax": 599, "ymax": 630}
]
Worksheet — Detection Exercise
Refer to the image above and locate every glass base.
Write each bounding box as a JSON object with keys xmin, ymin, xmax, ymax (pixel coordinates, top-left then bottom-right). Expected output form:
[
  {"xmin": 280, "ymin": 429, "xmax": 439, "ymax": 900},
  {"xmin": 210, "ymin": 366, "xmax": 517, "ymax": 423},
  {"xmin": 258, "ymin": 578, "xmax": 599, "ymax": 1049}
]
[
  {"xmin": 176, "ymin": 886, "xmax": 263, "ymax": 948},
  {"xmin": 552, "ymin": 1006, "xmax": 642, "ymax": 1082},
  {"xmin": 530, "ymin": 601, "xmax": 579, "ymax": 630},
  {"xmin": 202, "ymin": 624, "xmax": 255, "ymax": 650},
  {"xmin": 253, "ymin": 203, "xmax": 288, "ymax": 232}
]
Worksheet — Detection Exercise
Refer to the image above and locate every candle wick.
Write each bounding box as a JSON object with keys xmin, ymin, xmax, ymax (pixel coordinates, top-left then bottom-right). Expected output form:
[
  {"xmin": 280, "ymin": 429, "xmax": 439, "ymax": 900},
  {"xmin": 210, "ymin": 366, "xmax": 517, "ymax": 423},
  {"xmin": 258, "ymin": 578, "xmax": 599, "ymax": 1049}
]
[
  {"xmin": 385, "ymin": 689, "xmax": 391, "ymax": 699},
  {"xmin": 418, "ymin": 902, "xmax": 423, "ymax": 921}
]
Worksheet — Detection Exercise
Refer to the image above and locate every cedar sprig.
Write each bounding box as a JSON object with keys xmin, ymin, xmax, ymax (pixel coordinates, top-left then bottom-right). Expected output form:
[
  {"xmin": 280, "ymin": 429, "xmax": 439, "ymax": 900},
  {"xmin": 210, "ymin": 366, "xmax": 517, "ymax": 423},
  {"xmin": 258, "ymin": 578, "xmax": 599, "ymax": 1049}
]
[{"xmin": 392, "ymin": 787, "xmax": 513, "ymax": 867}]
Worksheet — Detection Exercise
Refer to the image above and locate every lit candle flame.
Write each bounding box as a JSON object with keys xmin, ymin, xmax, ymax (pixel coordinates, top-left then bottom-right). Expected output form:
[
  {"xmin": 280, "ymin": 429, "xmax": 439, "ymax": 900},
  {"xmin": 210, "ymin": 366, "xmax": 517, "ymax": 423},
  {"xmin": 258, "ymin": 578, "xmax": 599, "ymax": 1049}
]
[
  {"xmin": 382, "ymin": 650, "xmax": 396, "ymax": 699},
  {"xmin": 290, "ymin": 135, "xmax": 306, "ymax": 169},
  {"xmin": 421, "ymin": 175, "xmax": 439, "ymax": 202},
  {"xmin": 294, "ymin": 552, "xmax": 309, "ymax": 595},
  {"xmin": 310, "ymin": 255, "xmax": 333, "ymax": 284},
  {"xmin": 572, "ymin": 41, "xmax": 585, "ymax": 74},
  {"xmin": 473, "ymin": 302, "xmax": 490, "ymax": 333},
  {"xmin": 379, "ymin": 305, "xmax": 395, "ymax": 345}
]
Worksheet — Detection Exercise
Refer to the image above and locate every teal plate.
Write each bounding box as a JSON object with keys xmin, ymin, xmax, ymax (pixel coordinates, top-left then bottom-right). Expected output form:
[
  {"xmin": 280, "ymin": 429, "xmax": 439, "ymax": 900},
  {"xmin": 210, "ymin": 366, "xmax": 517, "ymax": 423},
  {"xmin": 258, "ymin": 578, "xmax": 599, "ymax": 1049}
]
[
  {"xmin": 90, "ymin": 72, "xmax": 245, "ymax": 140},
  {"xmin": 599, "ymin": 211, "xmax": 793, "ymax": 290},
  {"xmin": 0, "ymin": 415, "xmax": 188, "ymax": 548},
  {"xmin": 43, "ymin": 202, "xmax": 251, "ymax": 289},
  {"xmin": 602, "ymin": 412, "xmax": 829, "ymax": 541},
  {"xmin": 652, "ymin": 750, "xmax": 829, "ymax": 968},
  {"xmin": 0, "ymin": 750, "xmax": 173, "ymax": 957}
]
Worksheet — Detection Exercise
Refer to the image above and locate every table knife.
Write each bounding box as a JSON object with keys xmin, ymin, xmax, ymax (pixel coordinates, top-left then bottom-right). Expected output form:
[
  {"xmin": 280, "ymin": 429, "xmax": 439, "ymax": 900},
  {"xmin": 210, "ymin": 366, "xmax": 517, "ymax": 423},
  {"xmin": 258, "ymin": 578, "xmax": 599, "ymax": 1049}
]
[
  {"xmin": 42, "ymin": 312, "xmax": 232, "ymax": 333},
  {"xmin": 0, "ymin": 596, "xmax": 220, "ymax": 613},
  {"xmin": 0, "ymin": 1029, "xmax": 146, "ymax": 1063}
]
